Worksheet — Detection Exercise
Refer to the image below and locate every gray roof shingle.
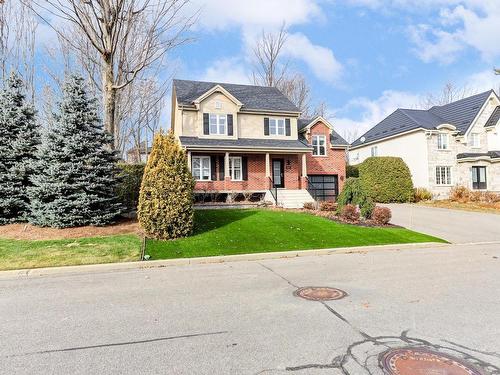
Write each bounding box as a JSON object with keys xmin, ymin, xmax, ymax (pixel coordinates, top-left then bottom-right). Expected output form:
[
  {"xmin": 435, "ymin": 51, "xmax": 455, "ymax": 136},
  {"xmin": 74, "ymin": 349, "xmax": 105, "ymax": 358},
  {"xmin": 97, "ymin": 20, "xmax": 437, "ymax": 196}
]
[
  {"xmin": 173, "ymin": 79, "xmax": 300, "ymax": 113},
  {"xmin": 297, "ymin": 118, "xmax": 349, "ymax": 146},
  {"xmin": 352, "ymin": 90, "xmax": 494, "ymax": 148},
  {"xmin": 457, "ymin": 151, "xmax": 500, "ymax": 160},
  {"xmin": 486, "ymin": 106, "xmax": 500, "ymax": 127},
  {"xmin": 179, "ymin": 136, "xmax": 311, "ymax": 150}
]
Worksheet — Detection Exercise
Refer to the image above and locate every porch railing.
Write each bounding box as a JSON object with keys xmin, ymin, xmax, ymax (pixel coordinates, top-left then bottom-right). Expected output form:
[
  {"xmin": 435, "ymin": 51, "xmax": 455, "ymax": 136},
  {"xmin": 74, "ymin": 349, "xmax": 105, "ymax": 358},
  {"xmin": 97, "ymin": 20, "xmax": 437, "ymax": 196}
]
[
  {"xmin": 268, "ymin": 177, "xmax": 278, "ymax": 205},
  {"xmin": 305, "ymin": 176, "xmax": 320, "ymax": 202}
]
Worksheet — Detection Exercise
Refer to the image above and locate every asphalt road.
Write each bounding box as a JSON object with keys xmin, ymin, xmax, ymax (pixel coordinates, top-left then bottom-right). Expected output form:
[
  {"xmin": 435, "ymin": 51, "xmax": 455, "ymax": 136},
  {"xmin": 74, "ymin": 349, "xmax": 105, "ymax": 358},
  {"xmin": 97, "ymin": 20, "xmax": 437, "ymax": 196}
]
[
  {"xmin": 1, "ymin": 242, "xmax": 499, "ymax": 374},
  {"xmin": 386, "ymin": 203, "xmax": 500, "ymax": 244}
]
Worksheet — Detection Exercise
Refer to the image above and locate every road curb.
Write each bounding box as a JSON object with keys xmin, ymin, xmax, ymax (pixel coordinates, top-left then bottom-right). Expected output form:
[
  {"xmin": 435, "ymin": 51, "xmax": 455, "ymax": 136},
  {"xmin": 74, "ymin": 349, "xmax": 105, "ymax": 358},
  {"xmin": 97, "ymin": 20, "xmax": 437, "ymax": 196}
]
[{"xmin": 0, "ymin": 242, "xmax": 448, "ymax": 280}]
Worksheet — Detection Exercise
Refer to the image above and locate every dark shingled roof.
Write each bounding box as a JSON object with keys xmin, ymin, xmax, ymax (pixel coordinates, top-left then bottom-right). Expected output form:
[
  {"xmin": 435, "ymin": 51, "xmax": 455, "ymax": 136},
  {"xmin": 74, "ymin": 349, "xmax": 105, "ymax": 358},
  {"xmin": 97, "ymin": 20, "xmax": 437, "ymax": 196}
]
[
  {"xmin": 457, "ymin": 151, "xmax": 500, "ymax": 160},
  {"xmin": 173, "ymin": 79, "xmax": 300, "ymax": 113},
  {"xmin": 352, "ymin": 90, "xmax": 494, "ymax": 148},
  {"xmin": 179, "ymin": 136, "xmax": 311, "ymax": 150},
  {"xmin": 297, "ymin": 118, "xmax": 349, "ymax": 146},
  {"xmin": 485, "ymin": 106, "xmax": 500, "ymax": 127}
]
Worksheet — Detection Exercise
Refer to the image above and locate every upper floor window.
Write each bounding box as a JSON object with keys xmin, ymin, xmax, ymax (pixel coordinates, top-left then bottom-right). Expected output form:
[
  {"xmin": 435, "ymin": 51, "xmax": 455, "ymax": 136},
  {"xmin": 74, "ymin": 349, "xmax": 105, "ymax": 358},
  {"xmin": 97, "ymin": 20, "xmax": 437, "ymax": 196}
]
[
  {"xmin": 209, "ymin": 114, "xmax": 226, "ymax": 135},
  {"xmin": 269, "ymin": 118, "xmax": 286, "ymax": 136},
  {"xmin": 312, "ymin": 135, "xmax": 326, "ymax": 156},
  {"xmin": 371, "ymin": 146, "xmax": 378, "ymax": 157},
  {"xmin": 469, "ymin": 133, "xmax": 480, "ymax": 148},
  {"xmin": 229, "ymin": 156, "xmax": 242, "ymax": 181},
  {"xmin": 192, "ymin": 156, "xmax": 211, "ymax": 181},
  {"xmin": 435, "ymin": 166, "xmax": 452, "ymax": 185},
  {"xmin": 437, "ymin": 133, "xmax": 448, "ymax": 150},
  {"xmin": 214, "ymin": 101, "xmax": 222, "ymax": 109}
]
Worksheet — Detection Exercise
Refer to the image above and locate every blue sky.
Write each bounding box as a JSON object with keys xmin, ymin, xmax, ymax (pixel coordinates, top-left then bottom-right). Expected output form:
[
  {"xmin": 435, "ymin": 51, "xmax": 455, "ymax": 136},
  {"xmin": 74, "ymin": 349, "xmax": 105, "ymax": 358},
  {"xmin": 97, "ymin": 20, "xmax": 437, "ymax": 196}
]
[{"xmin": 169, "ymin": 0, "xmax": 500, "ymax": 138}]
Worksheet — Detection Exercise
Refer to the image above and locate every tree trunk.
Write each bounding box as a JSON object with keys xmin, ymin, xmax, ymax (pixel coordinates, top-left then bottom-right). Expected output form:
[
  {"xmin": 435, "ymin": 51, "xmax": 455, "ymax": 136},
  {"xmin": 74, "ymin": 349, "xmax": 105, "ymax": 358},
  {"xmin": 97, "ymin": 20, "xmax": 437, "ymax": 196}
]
[{"xmin": 103, "ymin": 56, "xmax": 117, "ymax": 149}]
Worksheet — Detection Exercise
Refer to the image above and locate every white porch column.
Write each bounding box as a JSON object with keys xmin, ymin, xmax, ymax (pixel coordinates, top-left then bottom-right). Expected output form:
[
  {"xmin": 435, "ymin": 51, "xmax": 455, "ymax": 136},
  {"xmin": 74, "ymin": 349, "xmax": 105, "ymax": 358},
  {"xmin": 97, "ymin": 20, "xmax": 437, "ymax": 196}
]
[
  {"xmin": 224, "ymin": 152, "xmax": 230, "ymax": 178},
  {"xmin": 187, "ymin": 151, "xmax": 192, "ymax": 171},
  {"xmin": 301, "ymin": 153, "xmax": 307, "ymax": 177},
  {"xmin": 265, "ymin": 153, "xmax": 270, "ymax": 177}
]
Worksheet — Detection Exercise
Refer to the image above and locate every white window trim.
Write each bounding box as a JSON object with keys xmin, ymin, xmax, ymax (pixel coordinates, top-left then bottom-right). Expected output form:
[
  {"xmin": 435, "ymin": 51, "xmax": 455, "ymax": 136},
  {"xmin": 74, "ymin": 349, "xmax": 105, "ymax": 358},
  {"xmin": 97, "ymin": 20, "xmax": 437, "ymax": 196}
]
[
  {"xmin": 371, "ymin": 146, "xmax": 378, "ymax": 157},
  {"xmin": 269, "ymin": 117, "xmax": 286, "ymax": 136},
  {"xmin": 470, "ymin": 133, "xmax": 481, "ymax": 148},
  {"xmin": 229, "ymin": 156, "xmax": 243, "ymax": 181},
  {"xmin": 214, "ymin": 101, "xmax": 222, "ymax": 109},
  {"xmin": 209, "ymin": 113, "xmax": 227, "ymax": 135},
  {"xmin": 435, "ymin": 166, "xmax": 452, "ymax": 186},
  {"xmin": 192, "ymin": 156, "xmax": 211, "ymax": 181},
  {"xmin": 437, "ymin": 133, "xmax": 449, "ymax": 150},
  {"xmin": 312, "ymin": 135, "xmax": 327, "ymax": 156}
]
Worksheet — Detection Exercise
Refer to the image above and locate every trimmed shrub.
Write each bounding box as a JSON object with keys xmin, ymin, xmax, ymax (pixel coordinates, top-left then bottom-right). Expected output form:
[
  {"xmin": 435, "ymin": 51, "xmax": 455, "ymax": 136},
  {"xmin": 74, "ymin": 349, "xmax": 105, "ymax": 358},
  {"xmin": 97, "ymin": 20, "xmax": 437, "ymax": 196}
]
[
  {"xmin": 413, "ymin": 187, "xmax": 432, "ymax": 202},
  {"xmin": 138, "ymin": 131, "xmax": 195, "ymax": 240},
  {"xmin": 371, "ymin": 206, "xmax": 392, "ymax": 225},
  {"xmin": 450, "ymin": 185, "xmax": 470, "ymax": 202},
  {"xmin": 116, "ymin": 163, "xmax": 145, "ymax": 212},
  {"xmin": 303, "ymin": 202, "xmax": 315, "ymax": 210},
  {"xmin": 346, "ymin": 164, "xmax": 359, "ymax": 178},
  {"xmin": 359, "ymin": 157, "xmax": 413, "ymax": 203},
  {"xmin": 336, "ymin": 177, "xmax": 374, "ymax": 219},
  {"xmin": 341, "ymin": 204, "xmax": 359, "ymax": 222},
  {"xmin": 319, "ymin": 201, "xmax": 337, "ymax": 211}
]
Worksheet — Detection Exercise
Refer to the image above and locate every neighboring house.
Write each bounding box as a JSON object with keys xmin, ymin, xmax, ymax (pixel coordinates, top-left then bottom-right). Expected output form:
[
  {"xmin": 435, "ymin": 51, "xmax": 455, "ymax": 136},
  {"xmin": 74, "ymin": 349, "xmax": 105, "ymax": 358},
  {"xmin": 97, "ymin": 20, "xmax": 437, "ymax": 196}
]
[
  {"xmin": 171, "ymin": 79, "xmax": 348, "ymax": 207},
  {"xmin": 350, "ymin": 90, "xmax": 500, "ymax": 198}
]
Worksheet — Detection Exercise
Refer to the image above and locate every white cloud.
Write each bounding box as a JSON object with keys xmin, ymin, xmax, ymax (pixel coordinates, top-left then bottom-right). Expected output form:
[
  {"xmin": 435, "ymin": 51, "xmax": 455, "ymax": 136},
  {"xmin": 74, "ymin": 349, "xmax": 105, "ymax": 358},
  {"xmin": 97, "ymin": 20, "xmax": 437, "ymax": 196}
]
[
  {"xmin": 200, "ymin": 57, "xmax": 252, "ymax": 84},
  {"xmin": 191, "ymin": 0, "xmax": 321, "ymax": 31},
  {"xmin": 463, "ymin": 69, "xmax": 500, "ymax": 92},
  {"xmin": 283, "ymin": 33, "xmax": 343, "ymax": 83},
  {"xmin": 333, "ymin": 90, "xmax": 422, "ymax": 139}
]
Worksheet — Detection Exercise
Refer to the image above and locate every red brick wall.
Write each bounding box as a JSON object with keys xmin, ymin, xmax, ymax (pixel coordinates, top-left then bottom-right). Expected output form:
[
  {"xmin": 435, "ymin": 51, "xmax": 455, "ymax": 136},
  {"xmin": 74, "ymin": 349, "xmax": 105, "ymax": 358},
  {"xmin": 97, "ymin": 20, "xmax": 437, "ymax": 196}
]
[
  {"xmin": 192, "ymin": 152, "xmax": 304, "ymax": 191},
  {"xmin": 304, "ymin": 121, "xmax": 347, "ymax": 191}
]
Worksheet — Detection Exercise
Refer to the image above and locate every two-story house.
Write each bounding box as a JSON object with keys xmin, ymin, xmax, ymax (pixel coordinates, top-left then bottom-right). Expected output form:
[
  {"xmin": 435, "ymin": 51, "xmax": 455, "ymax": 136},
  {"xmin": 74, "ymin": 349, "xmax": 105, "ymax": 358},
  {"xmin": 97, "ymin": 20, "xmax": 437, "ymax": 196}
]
[
  {"xmin": 350, "ymin": 90, "xmax": 500, "ymax": 198},
  {"xmin": 171, "ymin": 79, "xmax": 348, "ymax": 207}
]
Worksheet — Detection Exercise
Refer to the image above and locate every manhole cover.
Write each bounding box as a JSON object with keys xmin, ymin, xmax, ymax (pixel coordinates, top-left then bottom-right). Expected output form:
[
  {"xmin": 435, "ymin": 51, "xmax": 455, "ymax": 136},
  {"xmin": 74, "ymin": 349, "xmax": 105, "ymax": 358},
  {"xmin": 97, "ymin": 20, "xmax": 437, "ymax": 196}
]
[
  {"xmin": 294, "ymin": 287, "xmax": 347, "ymax": 301},
  {"xmin": 380, "ymin": 347, "xmax": 484, "ymax": 375}
]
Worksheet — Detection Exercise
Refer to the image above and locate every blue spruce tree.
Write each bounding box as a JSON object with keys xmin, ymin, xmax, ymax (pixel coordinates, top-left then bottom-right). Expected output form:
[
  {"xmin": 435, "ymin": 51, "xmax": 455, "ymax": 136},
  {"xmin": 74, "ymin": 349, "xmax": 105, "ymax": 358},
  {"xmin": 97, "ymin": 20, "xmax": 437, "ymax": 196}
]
[
  {"xmin": 29, "ymin": 75, "xmax": 122, "ymax": 228},
  {"xmin": 0, "ymin": 73, "xmax": 39, "ymax": 224}
]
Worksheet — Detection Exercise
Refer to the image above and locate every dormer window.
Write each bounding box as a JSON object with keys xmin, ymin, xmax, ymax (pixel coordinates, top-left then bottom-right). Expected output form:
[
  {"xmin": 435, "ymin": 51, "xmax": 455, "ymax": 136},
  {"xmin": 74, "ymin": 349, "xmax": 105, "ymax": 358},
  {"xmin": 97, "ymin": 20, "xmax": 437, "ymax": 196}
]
[
  {"xmin": 469, "ymin": 133, "xmax": 480, "ymax": 148},
  {"xmin": 209, "ymin": 114, "xmax": 226, "ymax": 135},
  {"xmin": 312, "ymin": 135, "xmax": 327, "ymax": 156},
  {"xmin": 437, "ymin": 133, "xmax": 448, "ymax": 150}
]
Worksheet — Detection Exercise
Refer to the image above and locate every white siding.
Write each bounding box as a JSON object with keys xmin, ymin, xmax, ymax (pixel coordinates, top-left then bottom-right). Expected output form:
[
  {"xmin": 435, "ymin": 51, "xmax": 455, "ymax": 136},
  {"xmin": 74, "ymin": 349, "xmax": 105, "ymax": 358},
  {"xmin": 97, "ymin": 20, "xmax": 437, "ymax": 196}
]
[{"xmin": 349, "ymin": 131, "xmax": 429, "ymax": 188}]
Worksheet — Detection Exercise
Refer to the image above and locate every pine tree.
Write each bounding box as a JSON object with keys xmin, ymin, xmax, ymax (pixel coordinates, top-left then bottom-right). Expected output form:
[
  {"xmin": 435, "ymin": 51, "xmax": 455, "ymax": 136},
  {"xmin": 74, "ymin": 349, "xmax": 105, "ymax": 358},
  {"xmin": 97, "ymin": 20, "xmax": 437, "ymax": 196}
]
[
  {"xmin": 138, "ymin": 131, "xmax": 195, "ymax": 240},
  {"xmin": 0, "ymin": 73, "xmax": 39, "ymax": 224},
  {"xmin": 29, "ymin": 75, "xmax": 122, "ymax": 228}
]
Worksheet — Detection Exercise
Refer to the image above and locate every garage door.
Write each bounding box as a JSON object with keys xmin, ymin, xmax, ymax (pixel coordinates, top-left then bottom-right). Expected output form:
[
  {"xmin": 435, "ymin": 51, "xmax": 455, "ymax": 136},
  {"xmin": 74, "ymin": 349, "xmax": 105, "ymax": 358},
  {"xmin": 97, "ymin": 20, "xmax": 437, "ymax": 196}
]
[{"xmin": 308, "ymin": 175, "xmax": 338, "ymax": 201}]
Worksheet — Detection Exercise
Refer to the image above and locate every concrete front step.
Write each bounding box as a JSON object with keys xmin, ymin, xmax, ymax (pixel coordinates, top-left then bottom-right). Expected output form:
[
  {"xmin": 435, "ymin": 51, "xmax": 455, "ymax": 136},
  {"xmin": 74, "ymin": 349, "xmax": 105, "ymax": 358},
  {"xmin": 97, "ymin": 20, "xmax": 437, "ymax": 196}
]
[{"xmin": 265, "ymin": 189, "xmax": 315, "ymax": 209}]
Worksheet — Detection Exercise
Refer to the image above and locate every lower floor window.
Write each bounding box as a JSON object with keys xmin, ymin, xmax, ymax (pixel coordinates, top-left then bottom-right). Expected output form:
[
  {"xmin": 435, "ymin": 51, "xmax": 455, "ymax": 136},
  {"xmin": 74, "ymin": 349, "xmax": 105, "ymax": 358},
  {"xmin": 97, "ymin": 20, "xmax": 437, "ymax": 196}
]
[
  {"xmin": 435, "ymin": 166, "xmax": 452, "ymax": 185},
  {"xmin": 229, "ymin": 156, "xmax": 242, "ymax": 181},
  {"xmin": 472, "ymin": 166, "xmax": 487, "ymax": 190},
  {"xmin": 192, "ymin": 156, "xmax": 210, "ymax": 180}
]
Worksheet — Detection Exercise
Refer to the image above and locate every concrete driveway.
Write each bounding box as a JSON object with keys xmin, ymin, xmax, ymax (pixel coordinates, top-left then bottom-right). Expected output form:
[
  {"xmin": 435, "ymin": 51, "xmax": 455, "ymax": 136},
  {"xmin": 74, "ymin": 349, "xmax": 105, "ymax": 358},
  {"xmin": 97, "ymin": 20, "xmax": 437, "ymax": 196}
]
[
  {"xmin": 1, "ymin": 242, "xmax": 499, "ymax": 374},
  {"xmin": 386, "ymin": 204, "xmax": 500, "ymax": 244}
]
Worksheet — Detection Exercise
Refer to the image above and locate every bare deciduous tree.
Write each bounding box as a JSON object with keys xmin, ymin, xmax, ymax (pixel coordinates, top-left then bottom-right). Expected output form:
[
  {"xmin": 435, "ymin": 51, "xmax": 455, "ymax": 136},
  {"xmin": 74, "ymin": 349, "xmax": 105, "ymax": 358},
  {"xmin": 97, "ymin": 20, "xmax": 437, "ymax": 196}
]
[
  {"xmin": 252, "ymin": 23, "xmax": 289, "ymax": 88},
  {"xmin": 278, "ymin": 73, "xmax": 311, "ymax": 115},
  {"xmin": 25, "ymin": 0, "xmax": 196, "ymax": 149},
  {"xmin": 420, "ymin": 82, "xmax": 474, "ymax": 108}
]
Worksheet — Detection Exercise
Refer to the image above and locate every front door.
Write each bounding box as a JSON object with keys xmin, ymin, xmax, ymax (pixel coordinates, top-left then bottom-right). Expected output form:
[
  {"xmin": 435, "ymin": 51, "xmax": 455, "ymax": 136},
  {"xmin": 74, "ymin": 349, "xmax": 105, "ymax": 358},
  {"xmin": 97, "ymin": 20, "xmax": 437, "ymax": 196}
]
[
  {"xmin": 472, "ymin": 166, "xmax": 487, "ymax": 190},
  {"xmin": 272, "ymin": 159, "xmax": 284, "ymax": 188}
]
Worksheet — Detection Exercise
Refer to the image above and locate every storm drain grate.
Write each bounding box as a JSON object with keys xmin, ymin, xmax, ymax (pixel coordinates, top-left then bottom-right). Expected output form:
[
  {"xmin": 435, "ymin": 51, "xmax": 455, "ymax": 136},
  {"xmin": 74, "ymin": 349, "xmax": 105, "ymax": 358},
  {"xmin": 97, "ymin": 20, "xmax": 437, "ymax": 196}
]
[
  {"xmin": 293, "ymin": 287, "xmax": 347, "ymax": 301},
  {"xmin": 380, "ymin": 347, "xmax": 484, "ymax": 375}
]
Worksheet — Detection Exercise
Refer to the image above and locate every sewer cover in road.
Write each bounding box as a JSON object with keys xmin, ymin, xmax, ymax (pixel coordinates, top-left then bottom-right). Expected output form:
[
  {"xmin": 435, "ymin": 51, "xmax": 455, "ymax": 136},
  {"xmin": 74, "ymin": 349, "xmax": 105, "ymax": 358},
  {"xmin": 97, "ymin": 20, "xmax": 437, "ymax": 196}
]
[
  {"xmin": 380, "ymin": 347, "xmax": 484, "ymax": 375},
  {"xmin": 293, "ymin": 287, "xmax": 347, "ymax": 301}
]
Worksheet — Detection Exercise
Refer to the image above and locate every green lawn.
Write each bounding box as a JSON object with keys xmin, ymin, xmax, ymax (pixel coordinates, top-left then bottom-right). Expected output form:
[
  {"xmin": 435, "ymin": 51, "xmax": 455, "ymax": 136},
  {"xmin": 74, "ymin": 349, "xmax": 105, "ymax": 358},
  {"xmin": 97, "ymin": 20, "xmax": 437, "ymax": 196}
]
[
  {"xmin": 146, "ymin": 209, "xmax": 445, "ymax": 260},
  {"xmin": 0, "ymin": 234, "xmax": 141, "ymax": 271}
]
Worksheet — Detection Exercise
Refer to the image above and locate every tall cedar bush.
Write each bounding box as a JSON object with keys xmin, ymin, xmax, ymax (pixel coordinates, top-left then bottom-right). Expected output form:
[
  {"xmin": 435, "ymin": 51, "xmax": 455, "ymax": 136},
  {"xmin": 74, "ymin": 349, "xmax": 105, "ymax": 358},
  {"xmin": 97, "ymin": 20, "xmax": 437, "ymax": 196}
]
[
  {"xmin": 336, "ymin": 177, "xmax": 374, "ymax": 218},
  {"xmin": 29, "ymin": 75, "xmax": 121, "ymax": 228},
  {"xmin": 0, "ymin": 73, "xmax": 39, "ymax": 224},
  {"xmin": 359, "ymin": 157, "xmax": 413, "ymax": 203},
  {"xmin": 138, "ymin": 132, "xmax": 195, "ymax": 240},
  {"xmin": 116, "ymin": 163, "xmax": 145, "ymax": 212}
]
